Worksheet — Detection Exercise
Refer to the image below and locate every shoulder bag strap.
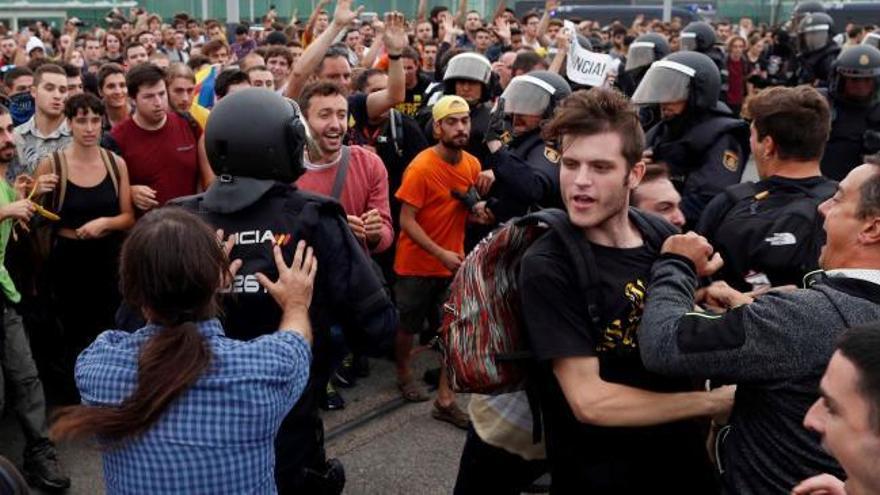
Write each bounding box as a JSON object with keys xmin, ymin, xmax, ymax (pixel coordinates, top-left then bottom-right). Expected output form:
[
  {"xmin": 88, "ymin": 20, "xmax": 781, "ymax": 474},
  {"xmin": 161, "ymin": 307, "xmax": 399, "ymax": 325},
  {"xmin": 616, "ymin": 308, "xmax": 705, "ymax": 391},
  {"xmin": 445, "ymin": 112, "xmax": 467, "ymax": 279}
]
[
  {"xmin": 99, "ymin": 148, "xmax": 121, "ymax": 195},
  {"xmin": 330, "ymin": 145, "xmax": 352, "ymax": 200}
]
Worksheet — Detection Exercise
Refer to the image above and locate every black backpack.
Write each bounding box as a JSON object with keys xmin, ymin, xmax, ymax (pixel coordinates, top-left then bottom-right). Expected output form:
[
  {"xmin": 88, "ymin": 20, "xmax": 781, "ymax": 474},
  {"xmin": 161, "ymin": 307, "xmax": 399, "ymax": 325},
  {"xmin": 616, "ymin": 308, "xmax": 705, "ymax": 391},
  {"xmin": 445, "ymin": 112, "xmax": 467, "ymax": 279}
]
[{"xmin": 700, "ymin": 179, "xmax": 837, "ymax": 291}]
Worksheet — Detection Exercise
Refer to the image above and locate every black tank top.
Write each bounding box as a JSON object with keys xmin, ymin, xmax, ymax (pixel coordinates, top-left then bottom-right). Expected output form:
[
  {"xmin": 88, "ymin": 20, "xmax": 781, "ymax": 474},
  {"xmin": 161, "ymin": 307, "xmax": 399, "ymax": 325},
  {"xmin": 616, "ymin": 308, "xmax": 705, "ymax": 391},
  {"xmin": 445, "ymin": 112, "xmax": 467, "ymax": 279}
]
[{"xmin": 57, "ymin": 173, "xmax": 120, "ymax": 229}]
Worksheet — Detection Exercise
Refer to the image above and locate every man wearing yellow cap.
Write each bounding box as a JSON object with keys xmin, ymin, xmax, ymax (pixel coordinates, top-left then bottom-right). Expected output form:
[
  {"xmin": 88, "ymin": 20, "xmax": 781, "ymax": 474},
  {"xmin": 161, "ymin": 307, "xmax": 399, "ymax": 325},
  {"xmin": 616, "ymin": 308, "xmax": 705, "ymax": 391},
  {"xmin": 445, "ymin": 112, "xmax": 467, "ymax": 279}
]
[{"xmin": 393, "ymin": 95, "xmax": 490, "ymax": 428}]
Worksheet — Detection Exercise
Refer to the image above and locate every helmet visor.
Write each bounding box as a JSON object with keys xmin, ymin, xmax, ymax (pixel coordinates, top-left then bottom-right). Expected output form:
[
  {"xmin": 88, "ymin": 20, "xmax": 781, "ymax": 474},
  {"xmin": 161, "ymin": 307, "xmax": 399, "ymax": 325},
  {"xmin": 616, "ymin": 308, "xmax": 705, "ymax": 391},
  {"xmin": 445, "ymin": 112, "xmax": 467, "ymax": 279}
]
[
  {"xmin": 625, "ymin": 42, "xmax": 656, "ymax": 71},
  {"xmin": 631, "ymin": 60, "xmax": 694, "ymax": 105},
  {"xmin": 680, "ymin": 32, "xmax": 698, "ymax": 52},
  {"xmin": 501, "ymin": 75, "xmax": 553, "ymax": 116},
  {"xmin": 444, "ymin": 53, "xmax": 492, "ymax": 85},
  {"xmin": 802, "ymin": 28, "xmax": 829, "ymax": 52}
]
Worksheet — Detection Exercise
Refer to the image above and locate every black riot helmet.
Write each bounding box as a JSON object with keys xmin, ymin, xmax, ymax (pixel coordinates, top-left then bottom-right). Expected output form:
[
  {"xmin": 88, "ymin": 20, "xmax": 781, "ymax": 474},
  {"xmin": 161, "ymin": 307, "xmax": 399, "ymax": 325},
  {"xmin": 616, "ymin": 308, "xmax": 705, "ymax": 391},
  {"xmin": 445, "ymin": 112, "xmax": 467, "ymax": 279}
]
[
  {"xmin": 680, "ymin": 21, "xmax": 717, "ymax": 53},
  {"xmin": 443, "ymin": 52, "xmax": 494, "ymax": 103},
  {"xmin": 205, "ymin": 88, "xmax": 308, "ymax": 182},
  {"xmin": 631, "ymin": 51, "xmax": 721, "ymax": 112},
  {"xmin": 500, "ymin": 70, "xmax": 572, "ymax": 119},
  {"xmin": 625, "ymin": 32, "xmax": 671, "ymax": 72},
  {"xmin": 792, "ymin": 1, "xmax": 826, "ymax": 28},
  {"xmin": 830, "ymin": 44, "xmax": 880, "ymax": 103},
  {"xmin": 798, "ymin": 12, "xmax": 835, "ymax": 53}
]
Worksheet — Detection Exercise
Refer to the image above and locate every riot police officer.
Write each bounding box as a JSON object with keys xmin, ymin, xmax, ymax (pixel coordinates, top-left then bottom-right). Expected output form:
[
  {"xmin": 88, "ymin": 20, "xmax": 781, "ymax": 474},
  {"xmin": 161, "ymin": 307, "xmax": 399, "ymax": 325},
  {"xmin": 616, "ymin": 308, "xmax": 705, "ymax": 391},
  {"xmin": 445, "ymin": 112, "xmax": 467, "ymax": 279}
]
[
  {"xmin": 632, "ymin": 51, "xmax": 750, "ymax": 226},
  {"xmin": 790, "ymin": 0, "xmax": 827, "ymax": 33},
  {"xmin": 821, "ymin": 44, "xmax": 880, "ymax": 181},
  {"xmin": 680, "ymin": 21, "xmax": 725, "ymax": 70},
  {"xmin": 618, "ymin": 32, "xmax": 671, "ymax": 129},
  {"xmin": 482, "ymin": 71, "xmax": 571, "ymax": 222},
  {"xmin": 423, "ymin": 52, "xmax": 494, "ymax": 166},
  {"xmin": 796, "ymin": 12, "xmax": 841, "ymax": 86},
  {"xmin": 173, "ymin": 89, "xmax": 397, "ymax": 495},
  {"xmin": 864, "ymin": 31, "xmax": 880, "ymax": 49}
]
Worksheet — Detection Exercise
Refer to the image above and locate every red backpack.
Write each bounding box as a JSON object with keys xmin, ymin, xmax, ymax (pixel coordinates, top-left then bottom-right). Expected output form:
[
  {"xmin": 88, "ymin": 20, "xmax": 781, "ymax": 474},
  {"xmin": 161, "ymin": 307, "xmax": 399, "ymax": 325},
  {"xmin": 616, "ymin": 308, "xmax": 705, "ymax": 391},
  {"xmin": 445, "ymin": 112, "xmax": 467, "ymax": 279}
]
[{"xmin": 439, "ymin": 208, "xmax": 676, "ymax": 394}]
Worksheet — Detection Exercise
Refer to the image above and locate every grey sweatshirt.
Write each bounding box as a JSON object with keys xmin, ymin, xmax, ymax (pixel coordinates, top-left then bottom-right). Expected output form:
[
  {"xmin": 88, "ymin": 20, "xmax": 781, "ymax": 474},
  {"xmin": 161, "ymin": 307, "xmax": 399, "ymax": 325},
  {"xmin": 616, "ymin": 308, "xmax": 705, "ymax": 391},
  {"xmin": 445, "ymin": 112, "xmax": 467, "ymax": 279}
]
[{"xmin": 639, "ymin": 255, "xmax": 880, "ymax": 494}]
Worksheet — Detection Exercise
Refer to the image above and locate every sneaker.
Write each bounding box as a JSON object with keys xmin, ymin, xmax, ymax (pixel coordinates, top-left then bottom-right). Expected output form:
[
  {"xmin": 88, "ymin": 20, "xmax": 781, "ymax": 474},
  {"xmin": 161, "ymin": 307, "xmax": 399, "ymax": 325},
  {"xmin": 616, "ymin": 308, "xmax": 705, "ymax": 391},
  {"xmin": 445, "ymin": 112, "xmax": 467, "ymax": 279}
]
[
  {"xmin": 332, "ymin": 354, "xmax": 357, "ymax": 388},
  {"xmin": 321, "ymin": 383, "xmax": 346, "ymax": 411},
  {"xmin": 23, "ymin": 440, "xmax": 70, "ymax": 491}
]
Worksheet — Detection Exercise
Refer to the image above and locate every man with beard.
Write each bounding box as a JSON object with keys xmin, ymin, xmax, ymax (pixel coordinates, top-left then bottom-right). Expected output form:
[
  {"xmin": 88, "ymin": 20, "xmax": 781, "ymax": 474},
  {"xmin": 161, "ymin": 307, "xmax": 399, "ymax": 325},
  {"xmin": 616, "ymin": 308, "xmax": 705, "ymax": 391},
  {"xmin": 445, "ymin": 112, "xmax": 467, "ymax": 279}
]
[
  {"xmin": 0, "ymin": 104, "xmax": 70, "ymax": 491},
  {"xmin": 393, "ymin": 95, "xmax": 490, "ymax": 427},
  {"xmin": 633, "ymin": 51, "xmax": 750, "ymax": 227}
]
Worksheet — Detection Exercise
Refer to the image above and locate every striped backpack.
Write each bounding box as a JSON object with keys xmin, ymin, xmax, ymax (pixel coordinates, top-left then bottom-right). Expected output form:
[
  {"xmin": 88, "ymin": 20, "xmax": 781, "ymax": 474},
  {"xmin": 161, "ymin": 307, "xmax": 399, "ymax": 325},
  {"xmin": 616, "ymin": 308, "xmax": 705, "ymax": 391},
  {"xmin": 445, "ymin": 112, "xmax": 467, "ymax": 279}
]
[{"xmin": 439, "ymin": 207, "xmax": 676, "ymax": 394}]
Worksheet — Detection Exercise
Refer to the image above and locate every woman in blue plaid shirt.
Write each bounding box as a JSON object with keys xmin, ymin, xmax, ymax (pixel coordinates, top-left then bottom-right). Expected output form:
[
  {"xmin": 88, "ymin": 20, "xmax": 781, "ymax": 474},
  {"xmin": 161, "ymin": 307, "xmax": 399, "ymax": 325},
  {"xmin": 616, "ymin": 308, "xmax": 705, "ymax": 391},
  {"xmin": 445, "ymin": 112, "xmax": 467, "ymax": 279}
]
[{"xmin": 49, "ymin": 207, "xmax": 317, "ymax": 494}]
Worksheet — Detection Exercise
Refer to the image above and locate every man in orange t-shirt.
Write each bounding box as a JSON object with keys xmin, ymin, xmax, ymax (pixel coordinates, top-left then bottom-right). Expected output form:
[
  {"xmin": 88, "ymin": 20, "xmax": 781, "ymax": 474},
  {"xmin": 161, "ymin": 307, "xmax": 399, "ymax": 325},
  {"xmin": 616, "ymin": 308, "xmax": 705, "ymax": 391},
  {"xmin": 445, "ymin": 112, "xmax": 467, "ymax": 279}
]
[{"xmin": 393, "ymin": 95, "xmax": 491, "ymax": 428}]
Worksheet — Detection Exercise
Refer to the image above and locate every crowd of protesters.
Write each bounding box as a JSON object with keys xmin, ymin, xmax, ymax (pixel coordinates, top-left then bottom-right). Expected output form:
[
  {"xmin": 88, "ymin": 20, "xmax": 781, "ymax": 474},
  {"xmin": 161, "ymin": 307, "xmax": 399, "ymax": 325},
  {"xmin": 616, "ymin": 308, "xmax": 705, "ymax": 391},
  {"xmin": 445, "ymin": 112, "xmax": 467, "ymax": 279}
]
[{"xmin": 0, "ymin": 0, "xmax": 879, "ymax": 493}]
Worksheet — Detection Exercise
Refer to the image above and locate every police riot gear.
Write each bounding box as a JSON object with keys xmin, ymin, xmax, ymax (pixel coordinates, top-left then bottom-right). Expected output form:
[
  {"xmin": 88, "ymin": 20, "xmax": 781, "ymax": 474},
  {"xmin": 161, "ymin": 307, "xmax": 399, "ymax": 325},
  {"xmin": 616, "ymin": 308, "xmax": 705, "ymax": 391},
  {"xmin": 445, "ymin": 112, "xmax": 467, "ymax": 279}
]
[
  {"xmin": 443, "ymin": 52, "xmax": 494, "ymax": 103},
  {"xmin": 864, "ymin": 32, "xmax": 880, "ymax": 50},
  {"xmin": 485, "ymin": 72, "xmax": 571, "ymax": 222},
  {"xmin": 796, "ymin": 13, "xmax": 841, "ymax": 86},
  {"xmin": 681, "ymin": 21, "xmax": 725, "ymax": 70},
  {"xmin": 822, "ymin": 45, "xmax": 880, "ymax": 180},
  {"xmin": 173, "ymin": 89, "xmax": 396, "ymax": 495},
  {"xmin": 632, "ymin": 51, "xmax": 722, "ymax": 111},
  {"xmin": 625, "ymin": 33, "xmax": 670, "ymax": 74},
  {"xmin": 635, "ymin": 52, "xmax": 750, "ymax": 226}
]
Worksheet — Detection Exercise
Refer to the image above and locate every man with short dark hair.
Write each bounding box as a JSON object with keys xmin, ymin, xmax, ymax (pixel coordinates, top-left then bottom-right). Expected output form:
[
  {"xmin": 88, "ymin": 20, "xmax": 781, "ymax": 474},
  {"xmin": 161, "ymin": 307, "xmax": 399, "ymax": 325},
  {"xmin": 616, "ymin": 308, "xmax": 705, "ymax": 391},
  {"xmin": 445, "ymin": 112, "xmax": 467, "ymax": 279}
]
[
  {"xmin": 794, "ymin": 324, "xmax": 880, "ymax": 495},
  {"xmin": 12, "ymin": 64, "xmax": 70, "ymax": 177},
  {"xmin": 265, "ymin": 45, "xmax": 293, "ymax": 93},
  {"xmin": 631, "ymin": 164, "xmax": 686, "ymax": 230},
  {"xmin": 110, "ymin": 64, "xmax": 212, "ymax": 213},
  {"xmin": 0, "ymin": 103, "xmax": 70, "ymax": 492},
  {"xmin": 60, "ymin": 63, "xmax": 83, "ymax": 95},
  {"xmin": 214, "ymin": 69, "xmax": 251, "ymax": 100},
  {"xmin": 136, "ymin": 30, "xmax": 157, "ymax": 56},
  {"xmin": 231, "ymin": 24, "xmax": 256, "ymax": 60},
  {"xmin": 638, "ymin": 160, "xmax": 880, "ymax": 493},
  {"xmin": 395, "ymin": 47, "xmax": 431, "ymax": 118},
  {"xmin": 246, "ymin": 65, "xmax": 275, "ymax": 91},
  {"xmin": 83, "ymin": 36, "xmax": 102, "ymax": 65},
  {"xmin": 519, "ymin": 88, "xmax": 725, "ymax": 493},
  {"xmin": 123, "ymin": 42, "xmax": 149, "ymax": 71},
  {"xmin": 2, "ymin": 67, "xmax": 32, "ymax": 96},
  {"xmin": 97, "ymin": 63, "xmax": 129, "ymax": 131},
  {"xmin": 697, "ymin": 85, "xmax": 836, "ymax": 292}
]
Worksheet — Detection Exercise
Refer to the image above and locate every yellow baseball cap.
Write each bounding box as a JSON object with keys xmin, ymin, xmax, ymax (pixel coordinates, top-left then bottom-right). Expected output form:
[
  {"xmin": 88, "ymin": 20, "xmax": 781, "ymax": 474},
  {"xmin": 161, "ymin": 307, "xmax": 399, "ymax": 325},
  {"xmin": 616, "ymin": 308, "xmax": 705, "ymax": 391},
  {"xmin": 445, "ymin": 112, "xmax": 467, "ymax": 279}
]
[{"xmin": 432, "ymin": 95, "xmax": 470, "ymax": 122}]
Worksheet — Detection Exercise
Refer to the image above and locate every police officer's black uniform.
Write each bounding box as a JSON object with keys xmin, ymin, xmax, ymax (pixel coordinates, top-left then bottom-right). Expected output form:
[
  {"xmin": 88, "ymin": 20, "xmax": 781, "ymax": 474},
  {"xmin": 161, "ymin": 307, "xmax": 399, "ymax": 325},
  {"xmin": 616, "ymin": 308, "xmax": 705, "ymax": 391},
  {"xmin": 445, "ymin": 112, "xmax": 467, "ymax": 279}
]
[
  {"xmin": 483, "ymin": 71, "xmax": 571, "ymax": 222},
  {"xmin": 821, "ymin": 44, "xmax": 880, "ymax": 181},
  {"xmin": 795, "ymin": 13, "xmax": 841, "ymax": 86},
  {"xmin": 172, "ymin": 89, "xmax": 397, "ymax": 495},
  {"xmin": 633, "ymin": 51, "xmax": 751, "ymax": 227}
]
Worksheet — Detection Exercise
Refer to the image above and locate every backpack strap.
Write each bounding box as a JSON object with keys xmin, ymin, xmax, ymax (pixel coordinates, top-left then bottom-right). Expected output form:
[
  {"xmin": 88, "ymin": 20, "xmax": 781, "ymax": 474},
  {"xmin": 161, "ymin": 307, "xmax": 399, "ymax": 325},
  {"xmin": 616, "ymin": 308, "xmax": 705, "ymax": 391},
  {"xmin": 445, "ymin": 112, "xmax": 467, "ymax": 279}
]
[
  {"xmin": 389, "ymin": 110, "xmax": 405, "ymax": 157},
  {"xmin": 50, "ymin": 150, "xmax": 68, "ymax": 212},
  {"xmin": 330, "ymin": 145, "xmax": 351, "ymax": 200},
  {"xmin": 520, "ymin": 208, "xmax": 605, "ymax": 328},
  {"xmin": 99, "ymin": 148, "xmax": 120, "ymax": 196},
  {"xmin": 629, "ymin": 207, "xmax": 679, "ymax": 251}
]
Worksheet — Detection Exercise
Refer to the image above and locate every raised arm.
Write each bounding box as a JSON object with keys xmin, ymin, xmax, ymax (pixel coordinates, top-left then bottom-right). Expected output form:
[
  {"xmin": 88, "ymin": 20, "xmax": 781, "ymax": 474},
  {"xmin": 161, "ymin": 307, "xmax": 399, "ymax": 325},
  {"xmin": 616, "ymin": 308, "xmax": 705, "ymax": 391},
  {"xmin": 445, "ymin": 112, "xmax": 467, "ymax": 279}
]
[
  {"xmin": 365, "ymin": 12, "xmax": 407, "ymax": 120},
  {"xmin": 284, "ymin": 0, "xmax": 362, "ymax": 99}
]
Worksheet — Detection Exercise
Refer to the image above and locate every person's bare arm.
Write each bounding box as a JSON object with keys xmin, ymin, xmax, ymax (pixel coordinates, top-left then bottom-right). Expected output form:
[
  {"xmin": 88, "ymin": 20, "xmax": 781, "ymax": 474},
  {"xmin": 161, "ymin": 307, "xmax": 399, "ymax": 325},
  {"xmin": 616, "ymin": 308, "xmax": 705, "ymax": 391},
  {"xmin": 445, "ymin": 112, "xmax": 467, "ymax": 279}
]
[
  {"xmin": 365, "ymin": 12, "xmax": 407, "ymax": 121},
  {"xmin": 360, "ymin": 20, "xmax": 385, "ymax": 68},
  {"xmin": 197, "ymin": 133, "xmax": 214, "ymax": 190},
  {"xmin": 548, "ymin": 29, "xmax": 569, "ymax": 74},
  {"xmin": 284, "ymin": 0, "xmax": 362, "ymax": 99},
  {"xmin": 536, "ymin": 0, "xmax": 559, "ymax": 47},
  {"xmin": 553, "ymin": 355, "xmax": 734, "ymax": 426},
  {"xmin": 417, "ymin": 0, "xmax": 429, "ymax": 25},
  {"xmin": 455, "ymin": 0, "xmax": 468, "ymax": 30},
  {"xmin": 491, "ymin": 0, "xmax": 508, "ymax": 26},
  {"xmin": 400, "ymin": 202, "xmax": 463, "ymax": 271}
]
